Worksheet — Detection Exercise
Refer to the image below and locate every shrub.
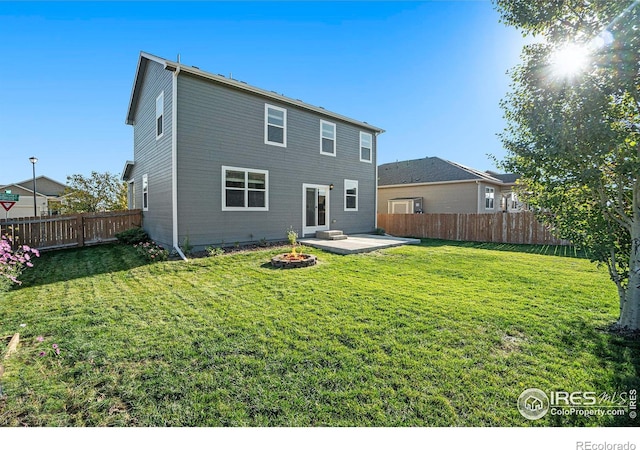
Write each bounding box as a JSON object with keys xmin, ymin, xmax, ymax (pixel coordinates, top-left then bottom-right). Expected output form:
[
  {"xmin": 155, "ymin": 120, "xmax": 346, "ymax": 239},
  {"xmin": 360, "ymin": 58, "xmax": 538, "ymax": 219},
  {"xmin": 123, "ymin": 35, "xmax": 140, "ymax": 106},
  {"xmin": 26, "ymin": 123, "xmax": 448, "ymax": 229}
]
[
  {"xmin": 115, "ymin": 227, "xmax": 149, "ymax": 245},
  {"xmin": 133, "ymin": 241, "xmax": 168, "ymax": 262},
  {"xmin": 206, "ymin": 246, "xmax": 225, "ymax": 257},
  {"xmin": 181, "ymin": 236, "xmax": 193, "ymax": 255},
  {"xmin": 287, "ymin": 227, "xmax": 298, "ymax": 246},
  {"xmin": 0, "ymin": 235, "xmax": 40, "ymax": 292}
]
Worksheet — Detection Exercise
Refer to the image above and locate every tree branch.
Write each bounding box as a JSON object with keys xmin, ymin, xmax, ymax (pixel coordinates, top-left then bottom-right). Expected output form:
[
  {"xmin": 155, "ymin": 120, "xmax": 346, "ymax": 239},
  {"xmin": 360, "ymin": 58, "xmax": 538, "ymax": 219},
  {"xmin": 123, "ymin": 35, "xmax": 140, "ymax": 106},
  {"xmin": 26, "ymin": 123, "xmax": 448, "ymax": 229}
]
[{"xmin": 595, "ymin": 180, "xmax": 632, "ymax": 231}]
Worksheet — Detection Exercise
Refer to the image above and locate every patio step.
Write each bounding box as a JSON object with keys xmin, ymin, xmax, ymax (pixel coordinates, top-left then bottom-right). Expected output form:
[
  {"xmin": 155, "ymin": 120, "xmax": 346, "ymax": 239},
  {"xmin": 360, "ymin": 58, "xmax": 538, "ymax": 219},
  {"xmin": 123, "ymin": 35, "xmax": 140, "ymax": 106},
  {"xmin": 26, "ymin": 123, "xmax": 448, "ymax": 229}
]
[{"xmin": 316, "ymin": 230, "xmax": 348, "ymax": 240}]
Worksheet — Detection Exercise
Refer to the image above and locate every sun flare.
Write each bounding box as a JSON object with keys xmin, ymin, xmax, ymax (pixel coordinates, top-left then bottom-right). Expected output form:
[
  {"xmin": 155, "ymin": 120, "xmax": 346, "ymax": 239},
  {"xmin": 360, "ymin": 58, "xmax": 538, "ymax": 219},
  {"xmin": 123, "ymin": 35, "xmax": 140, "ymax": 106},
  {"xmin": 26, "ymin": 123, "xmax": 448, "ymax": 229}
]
[{"xmin": 550, "ymin": 43, "xmax": 590, "ymax": 77}]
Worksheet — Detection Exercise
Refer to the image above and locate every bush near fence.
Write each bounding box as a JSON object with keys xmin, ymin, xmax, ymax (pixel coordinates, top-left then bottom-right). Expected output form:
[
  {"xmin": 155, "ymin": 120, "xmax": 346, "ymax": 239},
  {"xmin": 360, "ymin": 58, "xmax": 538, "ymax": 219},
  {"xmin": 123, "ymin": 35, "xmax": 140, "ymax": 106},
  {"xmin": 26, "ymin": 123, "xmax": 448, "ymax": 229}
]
[
  {"xmin": 377, "ymin": 212, "xmax": 569, "ymax": 246},
  {"xmin": 0, "ymin": 210, "xmax": 142, "ymax": 251}
]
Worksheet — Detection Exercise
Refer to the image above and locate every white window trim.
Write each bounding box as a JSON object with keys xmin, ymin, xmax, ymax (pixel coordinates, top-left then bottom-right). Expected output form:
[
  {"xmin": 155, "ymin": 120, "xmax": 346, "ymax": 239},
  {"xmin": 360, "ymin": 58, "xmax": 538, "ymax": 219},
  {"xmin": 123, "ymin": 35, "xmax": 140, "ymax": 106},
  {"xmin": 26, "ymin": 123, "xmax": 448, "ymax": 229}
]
[
  {"xmin": 485, "ymin": 187, "xmax": 495, "ymax": 210},
  {"xmin": 128, "ymin": 180, "xmax": 135, "ymax": 210},
  {"xmin": 319, "ymin": 120, "xmax": 336, "ymax": 156},
  {"xmin": 156, "ymin": 92, "xmax": 164, "ymax": 140},
  {"xmin": 221, "ymin": 166, "xmax": 269, "ymax": 211},
  {"xmin": 142, "ymin": 174, "xmax": 149, "ymax": 211},
  {"xmin": 359, "ymin": 132, "xmax": 372, "ymax": 163},
  {"xmin": 344, "ymin": 179, "xmax": 358, "ymax": 212},
  {"xmin": 264, "ymin": 104, "xmax": 287, "ymax": 147}
]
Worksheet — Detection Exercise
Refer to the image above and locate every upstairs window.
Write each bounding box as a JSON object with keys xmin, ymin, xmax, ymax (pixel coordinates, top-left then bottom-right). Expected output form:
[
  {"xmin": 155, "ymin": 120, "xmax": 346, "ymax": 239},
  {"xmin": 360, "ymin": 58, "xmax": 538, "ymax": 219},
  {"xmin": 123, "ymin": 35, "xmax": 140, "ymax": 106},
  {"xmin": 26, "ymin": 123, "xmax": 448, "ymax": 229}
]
[
  {"xmin": 142, "ymin": 174, "xmax": 149, "ymax": 211},
  {"xmin": 485, "ymin": 187, "xmax": 495, "ymax": 210},
  {"xmin": 320, "ymin": 120, "xmax": 336, "ymax": 156},
  {"xmin": 344, "ymin": 179, "xmax": 358, "ymax": 211},
  {"xmin": 265, "ymin": 104, "xmax": 287, "ymax": 147},
  {"xmin": 222, "ymin": 166, "xmax": 269, "ymax": 211},
  {"xmin": 360, "ymin": 132, "xmax": 372, "ymax": 163},
  {"xmin": 156, "ymin": 92, "xmax": 164, "ymax": 139}
]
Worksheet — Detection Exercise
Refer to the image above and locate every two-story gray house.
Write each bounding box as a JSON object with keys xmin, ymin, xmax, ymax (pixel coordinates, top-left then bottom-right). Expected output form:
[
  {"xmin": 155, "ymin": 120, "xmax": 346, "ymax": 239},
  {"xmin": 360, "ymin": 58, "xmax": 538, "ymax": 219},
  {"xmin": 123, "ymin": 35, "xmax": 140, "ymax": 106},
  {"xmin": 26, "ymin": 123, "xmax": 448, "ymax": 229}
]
[{"xmin": 123, "ymin": 52, "xmax": 384, "ymax": 255}]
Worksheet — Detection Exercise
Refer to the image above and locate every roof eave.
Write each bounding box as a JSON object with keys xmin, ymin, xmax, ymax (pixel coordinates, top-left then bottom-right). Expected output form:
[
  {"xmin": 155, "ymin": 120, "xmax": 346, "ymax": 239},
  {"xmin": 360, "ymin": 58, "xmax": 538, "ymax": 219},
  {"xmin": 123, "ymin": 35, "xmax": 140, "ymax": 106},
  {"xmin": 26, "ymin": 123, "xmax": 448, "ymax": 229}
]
[
  {"xmin": 121, "ymin": 161, "xmax": 135, "ymax": 181},
  {"xmin": 126, "ymin": 52, "xmax": 170, "ymax": 125},
  {"xmin": 378, "ymin": 179, "xmax": 481, "ymax": 188}
]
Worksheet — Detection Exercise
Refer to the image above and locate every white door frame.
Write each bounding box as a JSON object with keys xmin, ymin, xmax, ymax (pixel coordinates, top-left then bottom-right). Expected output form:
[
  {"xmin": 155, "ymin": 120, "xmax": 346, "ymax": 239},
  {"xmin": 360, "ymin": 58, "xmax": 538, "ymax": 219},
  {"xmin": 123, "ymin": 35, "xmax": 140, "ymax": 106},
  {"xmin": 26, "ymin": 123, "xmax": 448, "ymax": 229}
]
[{"xmin": 302, "ymin": 183, "xmax": 330, "ymax": 236}]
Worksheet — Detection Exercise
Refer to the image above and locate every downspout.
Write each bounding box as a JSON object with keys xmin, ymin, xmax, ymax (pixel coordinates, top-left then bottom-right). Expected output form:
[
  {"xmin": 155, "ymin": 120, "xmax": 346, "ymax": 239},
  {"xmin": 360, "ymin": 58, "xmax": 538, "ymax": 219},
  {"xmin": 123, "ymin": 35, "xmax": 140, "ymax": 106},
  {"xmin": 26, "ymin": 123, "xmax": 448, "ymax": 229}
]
[
  {"xmin": 476, "ymin": 180, "xmax": 481, "ymax": 213},
  {"xmin": 374, "ymin": 136, "xmax": 378, "ymax": 230},
  {"xmin": 171, "ymin": 64, "xmax": 188, "ymax": 261}
]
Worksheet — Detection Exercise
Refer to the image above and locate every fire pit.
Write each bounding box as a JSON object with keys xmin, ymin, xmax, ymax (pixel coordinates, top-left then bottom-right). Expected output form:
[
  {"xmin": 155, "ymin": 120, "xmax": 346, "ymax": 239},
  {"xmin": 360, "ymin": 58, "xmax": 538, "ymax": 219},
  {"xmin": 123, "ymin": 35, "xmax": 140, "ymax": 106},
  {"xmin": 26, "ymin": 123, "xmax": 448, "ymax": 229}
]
[{"xmin": 270, "ymin": 253, "xmax": 317, "ymax": 269}]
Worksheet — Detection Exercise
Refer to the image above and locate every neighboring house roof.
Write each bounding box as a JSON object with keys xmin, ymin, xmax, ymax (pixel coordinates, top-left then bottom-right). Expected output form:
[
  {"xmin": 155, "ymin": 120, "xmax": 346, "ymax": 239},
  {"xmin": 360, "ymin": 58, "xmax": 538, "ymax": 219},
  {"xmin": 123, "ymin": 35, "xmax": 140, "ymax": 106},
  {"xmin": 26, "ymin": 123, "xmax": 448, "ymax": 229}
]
[
  {"xmin": 1, "ymin": 176, "xmax": 67, "ymax": 198},
  {"xmin": 378, "ymin": 157, "xmax": 518, "ymax": 187},
  {"xmin": 485, "ymin": 171, "xmax": 519, "ymax": 184},
  {"xmin": 0, "ymin": 184, "xmax": 48, "ymax": 198},
  {"xmin": 126, "ymin": 52, "xmax": 385, "ymax": 134}
]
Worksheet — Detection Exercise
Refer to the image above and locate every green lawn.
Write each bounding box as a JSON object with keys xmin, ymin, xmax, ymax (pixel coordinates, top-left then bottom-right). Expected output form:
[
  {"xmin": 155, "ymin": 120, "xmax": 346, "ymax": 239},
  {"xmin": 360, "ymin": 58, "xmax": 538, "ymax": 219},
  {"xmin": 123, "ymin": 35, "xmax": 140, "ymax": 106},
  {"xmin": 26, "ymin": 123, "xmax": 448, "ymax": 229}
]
[{"xmin": 0, "ymin": 240, "xmax": 638, "ymax": 426}]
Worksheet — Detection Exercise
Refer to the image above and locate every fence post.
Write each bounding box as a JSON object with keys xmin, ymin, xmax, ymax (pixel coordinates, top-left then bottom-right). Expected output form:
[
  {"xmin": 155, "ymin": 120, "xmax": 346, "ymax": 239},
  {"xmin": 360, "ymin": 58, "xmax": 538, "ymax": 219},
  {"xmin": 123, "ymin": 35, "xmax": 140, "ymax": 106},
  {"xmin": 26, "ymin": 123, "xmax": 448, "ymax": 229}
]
[{"xmin": 76, "ymin": 213, "xmax": 85, "ymax": 247}]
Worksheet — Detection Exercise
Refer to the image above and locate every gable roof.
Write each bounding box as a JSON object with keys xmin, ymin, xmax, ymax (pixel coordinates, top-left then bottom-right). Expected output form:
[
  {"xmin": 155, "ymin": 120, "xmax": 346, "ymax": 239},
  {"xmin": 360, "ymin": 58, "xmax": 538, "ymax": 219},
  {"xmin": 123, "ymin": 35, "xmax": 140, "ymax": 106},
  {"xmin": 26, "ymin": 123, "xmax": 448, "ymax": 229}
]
[
  {"xmin": 378, "ymin": 157, "xmax": 518, "ymax": 186},
  {"xmin": 126, "ymin": 52, "xmax": 384, "ymax": 134},
  {"xmin": 0, "ymin": 183, "xmax": 48, "ymax": 198},
  {"xmin": 1, "ymin": 176, "xmax": 67, "ymax": 197}
]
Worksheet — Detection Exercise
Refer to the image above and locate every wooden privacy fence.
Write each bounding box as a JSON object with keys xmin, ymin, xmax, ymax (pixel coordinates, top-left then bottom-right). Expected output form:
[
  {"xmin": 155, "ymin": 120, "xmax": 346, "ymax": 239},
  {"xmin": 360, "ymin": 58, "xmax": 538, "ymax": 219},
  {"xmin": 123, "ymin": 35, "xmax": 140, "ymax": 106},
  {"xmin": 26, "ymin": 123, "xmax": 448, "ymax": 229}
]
[
  {"xmin": 0, "ymin": 210, "xmax": 142, "ymax": 251},
  {"xmin": 377, "ymin": 212, "xmax": 570, "ymax": 245}
]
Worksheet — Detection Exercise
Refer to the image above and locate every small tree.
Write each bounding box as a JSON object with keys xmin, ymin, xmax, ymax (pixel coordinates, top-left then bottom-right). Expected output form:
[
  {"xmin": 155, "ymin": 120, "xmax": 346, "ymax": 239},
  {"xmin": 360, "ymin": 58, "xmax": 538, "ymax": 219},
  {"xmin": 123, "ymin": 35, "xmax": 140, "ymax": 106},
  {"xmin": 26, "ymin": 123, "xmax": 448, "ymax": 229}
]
[
  {"xmin": 62, "ymin": 171, "xmax": 127, "ymax": 213},
  {"xmin": 495, "ymin": 0, "xmax": 640, "ymax": 331},
  {"xmin": 287, "ymin": 227, "xmax": 298, "ymax": 257}
]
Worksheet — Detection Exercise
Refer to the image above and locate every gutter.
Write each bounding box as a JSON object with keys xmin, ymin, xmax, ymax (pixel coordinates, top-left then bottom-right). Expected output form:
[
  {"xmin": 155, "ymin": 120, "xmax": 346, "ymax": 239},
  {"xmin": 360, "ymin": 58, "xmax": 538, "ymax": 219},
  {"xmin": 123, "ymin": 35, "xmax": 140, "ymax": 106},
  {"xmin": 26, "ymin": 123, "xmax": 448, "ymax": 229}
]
[{"xmin": 169, "ymin": 63, "xmax": 188, "ymax": 262}]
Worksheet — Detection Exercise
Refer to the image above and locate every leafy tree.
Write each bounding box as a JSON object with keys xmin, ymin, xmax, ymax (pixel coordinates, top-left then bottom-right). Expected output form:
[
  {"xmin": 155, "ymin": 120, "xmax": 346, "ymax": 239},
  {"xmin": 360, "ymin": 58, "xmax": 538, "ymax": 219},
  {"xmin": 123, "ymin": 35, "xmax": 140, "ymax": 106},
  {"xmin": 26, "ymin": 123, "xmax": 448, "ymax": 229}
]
[
  {"xmin": 62, "ymin": 171, "xmax": 128, "ymax": 213},
  {"xmin": 494, "ymin": 0, "xmax": 640, "ymax": 330}
]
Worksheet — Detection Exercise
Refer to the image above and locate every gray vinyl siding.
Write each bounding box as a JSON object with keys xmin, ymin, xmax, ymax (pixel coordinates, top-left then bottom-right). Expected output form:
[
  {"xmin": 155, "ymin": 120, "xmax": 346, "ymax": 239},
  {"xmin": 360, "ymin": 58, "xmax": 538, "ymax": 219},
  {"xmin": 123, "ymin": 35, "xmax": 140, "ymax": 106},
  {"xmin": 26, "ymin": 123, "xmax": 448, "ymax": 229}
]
[
  {"xmin": 176, "ymin": 72, "xmax": 376, "ymax": 247},
  {"xmin": 129, "ymin": 60, "xmax": 173, "ymax": 248}
]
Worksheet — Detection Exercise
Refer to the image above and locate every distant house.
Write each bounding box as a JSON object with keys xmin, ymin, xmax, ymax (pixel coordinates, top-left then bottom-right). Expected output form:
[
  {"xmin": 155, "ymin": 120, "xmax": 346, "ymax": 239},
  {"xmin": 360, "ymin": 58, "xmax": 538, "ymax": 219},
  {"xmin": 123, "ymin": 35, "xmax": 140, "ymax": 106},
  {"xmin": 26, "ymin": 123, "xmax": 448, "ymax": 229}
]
[
  {"xmin": 0, "ymin": 176, "xmax": 67, "ymax": 219},
  {"xmin": 378, "ymin": 157, "xmax": 521, "ymax": 214},
  {"xmin": 122, "ymin": 52, "xmax": 384, "ymax": 253}
]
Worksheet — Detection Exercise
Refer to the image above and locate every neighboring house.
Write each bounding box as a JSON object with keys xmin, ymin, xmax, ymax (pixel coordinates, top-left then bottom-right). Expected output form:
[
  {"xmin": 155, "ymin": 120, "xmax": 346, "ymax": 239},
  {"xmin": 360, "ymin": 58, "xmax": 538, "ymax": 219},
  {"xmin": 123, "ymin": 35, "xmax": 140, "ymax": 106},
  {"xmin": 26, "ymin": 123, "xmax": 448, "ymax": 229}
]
[
  {"xmin": 0, "ymin": 176, "xmax": 67, "ymax": 219},
  {"xmin": 378, "ymin": 157, "xmax": 521, "ymax": 214},
  {"xmin": 122, "ymin": 52, "xmax": 384, "ymax": 253}
]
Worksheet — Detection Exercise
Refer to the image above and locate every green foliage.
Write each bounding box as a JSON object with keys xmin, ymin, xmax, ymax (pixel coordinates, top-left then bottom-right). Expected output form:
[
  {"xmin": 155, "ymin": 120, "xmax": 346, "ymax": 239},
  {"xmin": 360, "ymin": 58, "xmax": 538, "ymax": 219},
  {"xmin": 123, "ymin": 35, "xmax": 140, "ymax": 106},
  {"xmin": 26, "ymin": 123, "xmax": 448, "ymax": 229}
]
[
  {"xmin": 181, "ymin": 236, "xmax": 193, "ymax": 256},
  {"xmin": 206, "ymin": 246, "xmax": 225, "ymax": 257},
  {"xmin": 115, "ymin": 227, "xmax": 149, "ymax": 245},
  {"xmin": 286, "ymin": 227, "xmax": 298, "ymax": 246},
  {"xmin": 494, "ymin": 0, "xmax": 640, "ymax": 328},
  {"xmin": 133, "ymin": 241, "xmax": 168, "ymax": 262},
  {"xmin": 374, "ymin": 227, "xmax": 386, "ymax": 236},
  {"xmin": 62, "ymin": 171, "xmax": 128, "ymax": 213}
]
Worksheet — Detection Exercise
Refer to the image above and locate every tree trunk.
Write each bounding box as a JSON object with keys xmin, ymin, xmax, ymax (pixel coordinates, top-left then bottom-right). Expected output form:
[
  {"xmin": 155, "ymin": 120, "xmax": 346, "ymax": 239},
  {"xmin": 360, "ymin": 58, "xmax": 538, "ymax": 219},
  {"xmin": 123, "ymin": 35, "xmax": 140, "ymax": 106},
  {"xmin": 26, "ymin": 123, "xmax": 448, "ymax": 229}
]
[{"xmin": 618, "ymin": 181, "xmax": 640, "ymax": 330}]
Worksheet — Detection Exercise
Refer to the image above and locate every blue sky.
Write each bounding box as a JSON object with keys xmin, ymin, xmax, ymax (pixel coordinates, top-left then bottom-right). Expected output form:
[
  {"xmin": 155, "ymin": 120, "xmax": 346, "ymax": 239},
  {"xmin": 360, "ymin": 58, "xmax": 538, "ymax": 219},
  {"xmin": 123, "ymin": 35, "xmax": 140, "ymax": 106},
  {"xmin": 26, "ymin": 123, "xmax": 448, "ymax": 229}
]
[{"xmin": 0, "ymin": 1, "xmax": 527, "ymax": 185}]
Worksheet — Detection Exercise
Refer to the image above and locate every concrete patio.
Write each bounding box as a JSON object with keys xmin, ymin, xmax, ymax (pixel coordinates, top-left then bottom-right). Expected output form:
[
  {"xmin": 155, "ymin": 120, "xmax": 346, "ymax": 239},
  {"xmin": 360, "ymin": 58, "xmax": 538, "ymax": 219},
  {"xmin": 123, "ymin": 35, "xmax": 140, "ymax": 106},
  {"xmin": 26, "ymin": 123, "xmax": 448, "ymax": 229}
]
[{"xmin": 298, "ymin": 234, "xmax": 420, "ymax": 255}]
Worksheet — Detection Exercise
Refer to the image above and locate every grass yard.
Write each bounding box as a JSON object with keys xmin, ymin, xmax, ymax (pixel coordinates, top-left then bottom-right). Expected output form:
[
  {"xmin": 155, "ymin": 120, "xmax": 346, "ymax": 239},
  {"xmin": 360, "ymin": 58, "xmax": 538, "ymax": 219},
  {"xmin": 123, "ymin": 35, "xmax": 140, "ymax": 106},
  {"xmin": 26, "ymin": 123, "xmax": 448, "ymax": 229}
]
[{"xmin": 0, "ymin": 240, "xmax": 638, "ymax": 426}]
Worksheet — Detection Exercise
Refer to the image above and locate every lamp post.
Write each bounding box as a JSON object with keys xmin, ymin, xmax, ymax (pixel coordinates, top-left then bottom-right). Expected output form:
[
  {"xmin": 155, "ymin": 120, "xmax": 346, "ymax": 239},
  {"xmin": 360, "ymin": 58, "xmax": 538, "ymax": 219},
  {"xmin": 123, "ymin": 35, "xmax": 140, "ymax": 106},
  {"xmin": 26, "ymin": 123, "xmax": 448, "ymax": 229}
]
[{"xmin": 29, "ymin": 156, "xmax": 38, "ymax": 217}]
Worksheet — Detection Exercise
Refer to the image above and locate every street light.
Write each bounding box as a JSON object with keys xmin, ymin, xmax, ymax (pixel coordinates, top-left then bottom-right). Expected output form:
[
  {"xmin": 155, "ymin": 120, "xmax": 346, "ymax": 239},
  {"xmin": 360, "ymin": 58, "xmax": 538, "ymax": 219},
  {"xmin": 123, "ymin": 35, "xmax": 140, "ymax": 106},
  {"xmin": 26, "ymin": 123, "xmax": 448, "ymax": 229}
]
[{"xmin": 29, "ymin": 156, "xmax": 38, "ymax": 217}]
